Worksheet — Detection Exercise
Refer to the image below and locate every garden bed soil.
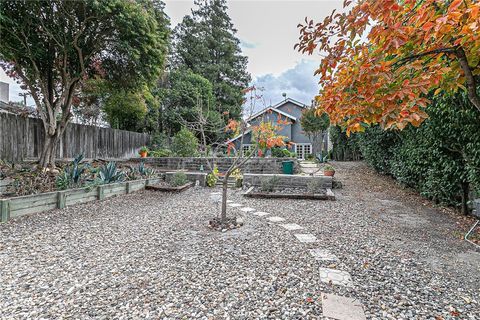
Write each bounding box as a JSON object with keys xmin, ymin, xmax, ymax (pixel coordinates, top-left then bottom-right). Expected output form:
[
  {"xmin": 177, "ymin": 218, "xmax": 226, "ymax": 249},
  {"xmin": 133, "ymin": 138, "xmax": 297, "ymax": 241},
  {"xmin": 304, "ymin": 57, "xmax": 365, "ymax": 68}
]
[
  {"xmin": 208, "ymin": 216, "xmax": 244, "ymax": 231},
  {"xmin": 243, "ymin": 186, "xmax": 335, "ymax": 200},
  {"xmin": 0, "ymin": 160, "xmax": 159, "ymax": 198},
  {"xmin": 146, "ymin": 181, "xmax": 194, "ymax": 192}
]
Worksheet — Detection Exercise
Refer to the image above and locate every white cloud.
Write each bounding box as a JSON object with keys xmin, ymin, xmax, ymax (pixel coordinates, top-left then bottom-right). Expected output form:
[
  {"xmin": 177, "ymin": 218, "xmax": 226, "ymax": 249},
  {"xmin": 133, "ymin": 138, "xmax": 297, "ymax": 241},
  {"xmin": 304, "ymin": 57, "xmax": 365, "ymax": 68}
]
[{"xmin": 251, "ymin": 59, "xmax": 319, "ymax": 110}]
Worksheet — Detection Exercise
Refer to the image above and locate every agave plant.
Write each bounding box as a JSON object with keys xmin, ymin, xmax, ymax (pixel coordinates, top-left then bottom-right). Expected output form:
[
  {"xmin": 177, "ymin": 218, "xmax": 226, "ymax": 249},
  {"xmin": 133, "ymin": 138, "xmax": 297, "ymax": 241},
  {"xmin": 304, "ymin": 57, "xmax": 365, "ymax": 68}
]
[
  {"xmin": 97, "ymin": 162, "xmax": 125, "ymax": 184},
  {"xmin": 137, "ymin": 162, "xmax": 156, "ymax": 178},
  {"xmin": 56, "ymin": 154, "xmax": 88, "ymax": 190}
]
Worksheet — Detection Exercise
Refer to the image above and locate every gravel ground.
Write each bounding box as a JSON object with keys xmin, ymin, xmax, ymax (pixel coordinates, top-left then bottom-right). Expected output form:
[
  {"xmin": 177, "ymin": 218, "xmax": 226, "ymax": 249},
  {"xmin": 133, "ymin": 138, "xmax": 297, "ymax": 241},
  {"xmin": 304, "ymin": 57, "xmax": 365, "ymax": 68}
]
[{"xmin": 1, "ymin": 161, "xmax": 479, "ymax": 319}]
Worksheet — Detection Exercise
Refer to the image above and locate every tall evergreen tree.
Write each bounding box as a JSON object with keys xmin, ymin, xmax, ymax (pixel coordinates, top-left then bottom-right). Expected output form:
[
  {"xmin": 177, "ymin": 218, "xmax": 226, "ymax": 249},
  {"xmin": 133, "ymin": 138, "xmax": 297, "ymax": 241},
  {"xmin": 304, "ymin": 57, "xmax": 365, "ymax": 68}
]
[{"xmin": 172, "ymin": 0, "xmax": 250, "ymax": 120}]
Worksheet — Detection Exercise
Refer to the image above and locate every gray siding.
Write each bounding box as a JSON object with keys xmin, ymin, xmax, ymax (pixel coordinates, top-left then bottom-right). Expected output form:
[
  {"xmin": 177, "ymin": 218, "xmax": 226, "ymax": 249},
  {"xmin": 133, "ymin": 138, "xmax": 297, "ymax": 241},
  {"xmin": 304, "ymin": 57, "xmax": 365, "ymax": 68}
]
[{"xmin": 232, "ymin": 99, "xmax": 329, "ymax": 154}]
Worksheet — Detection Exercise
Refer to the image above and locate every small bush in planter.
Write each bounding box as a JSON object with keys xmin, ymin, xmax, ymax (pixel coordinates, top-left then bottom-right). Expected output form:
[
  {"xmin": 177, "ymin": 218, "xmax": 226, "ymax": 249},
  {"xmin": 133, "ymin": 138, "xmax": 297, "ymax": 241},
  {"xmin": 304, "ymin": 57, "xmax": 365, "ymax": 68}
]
[
  {"xmin": 260, "ymin": 175, "xmax": 280, "ymax": 192},
  {"xmin": 171, "ymin": 172, "xmax": 188, "ymax": 187},
  {"xmin": 323, "ymin": 164, "xmax": 335, "ymax": 176},
  {"xmin": 307, "ymin": 179, "xmax": 323, "ymax": 194}
]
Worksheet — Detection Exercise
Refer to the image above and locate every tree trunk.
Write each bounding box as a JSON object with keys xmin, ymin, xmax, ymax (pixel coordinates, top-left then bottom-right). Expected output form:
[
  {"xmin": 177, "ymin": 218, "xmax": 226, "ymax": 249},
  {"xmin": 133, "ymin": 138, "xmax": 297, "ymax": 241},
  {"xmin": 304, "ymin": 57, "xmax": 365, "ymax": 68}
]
[
  {"xmin": 221, "ymin": 174, "xmax": 229, "ymax": 223},
  {"xmin": 39, "ymin": 133, "xmax": 59, "ymax": 168},
  {"xmin": 456, "ymin": 47, "xmax": 480, "ymax": 113}
]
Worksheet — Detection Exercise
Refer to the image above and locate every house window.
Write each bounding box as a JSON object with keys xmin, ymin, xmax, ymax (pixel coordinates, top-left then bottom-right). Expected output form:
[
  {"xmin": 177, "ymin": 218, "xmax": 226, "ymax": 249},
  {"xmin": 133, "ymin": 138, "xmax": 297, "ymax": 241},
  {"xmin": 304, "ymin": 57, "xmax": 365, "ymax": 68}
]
[
  {"xmin": 295, "ymin": 143, "xmax": 312, "ymax": 159},
  {"xmin": 242, "ymin": 144, "xmax": 252, "ymax": 155}
]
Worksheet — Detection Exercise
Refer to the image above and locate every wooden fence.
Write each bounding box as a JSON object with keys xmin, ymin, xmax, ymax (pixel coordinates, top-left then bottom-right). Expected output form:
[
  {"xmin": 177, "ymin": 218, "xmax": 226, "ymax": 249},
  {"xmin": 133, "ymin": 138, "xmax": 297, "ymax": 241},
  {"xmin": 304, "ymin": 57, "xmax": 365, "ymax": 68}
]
[{"xmin": 0, "ymin": 113, "xmax": 150, "ymax": 163}]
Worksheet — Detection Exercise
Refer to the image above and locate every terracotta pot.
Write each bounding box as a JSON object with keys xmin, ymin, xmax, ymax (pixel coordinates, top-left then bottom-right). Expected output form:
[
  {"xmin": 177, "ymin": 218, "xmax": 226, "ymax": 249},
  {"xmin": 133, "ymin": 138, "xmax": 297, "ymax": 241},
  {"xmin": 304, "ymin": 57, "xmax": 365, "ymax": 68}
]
[
  {"xmin": 139, "ymin": 151, "xmax": 147, "ymax": 158},
  {"xmin": 324, "ymin": 170, "xmax": 335, "ymax": 177}
]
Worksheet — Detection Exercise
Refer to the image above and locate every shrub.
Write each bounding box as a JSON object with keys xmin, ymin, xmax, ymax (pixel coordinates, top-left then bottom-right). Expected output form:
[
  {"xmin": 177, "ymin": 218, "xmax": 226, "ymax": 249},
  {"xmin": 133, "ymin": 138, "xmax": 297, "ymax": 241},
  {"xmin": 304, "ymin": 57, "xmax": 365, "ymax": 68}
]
[
  {"xmin": 149, "ymin": 148, "xmax": 173, "ymax": 157},
  {"xmin": 307, "ymin": 179, "xmax": 323, "ymax": 194},
  {"xmin": 271, "ymin": 147, "xmax": 296, "ymax": 158},
  {"xmin": 171, "ymin": 172, "xmax": 188, "ymax": 187},
  {"xmin": 324, "ymin": 164, "xmax": 335, "ymax": 172},
  {"xmin": 206, "ymin": 166, "xmax": 219, "ymax": 187},
  {"xmin": 171, "ymin": 128, "xmax": 199, "ymax": 157},
  {"xmin": 329, "ymin": 126, "xmax": 362, "ymax": 161},
  {"xmin": 356, "ymin": 91, "xmax": 480, "ymax": 213},
  {"xmin": 260, "ymin": 175, "xmax": 280, "ymax": 192}
]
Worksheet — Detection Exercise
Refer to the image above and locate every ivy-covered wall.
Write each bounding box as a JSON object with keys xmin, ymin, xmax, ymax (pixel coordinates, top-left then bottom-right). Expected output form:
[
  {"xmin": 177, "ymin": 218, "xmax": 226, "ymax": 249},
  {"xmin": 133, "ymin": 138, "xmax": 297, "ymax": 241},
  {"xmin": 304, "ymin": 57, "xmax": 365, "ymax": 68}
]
[{"xmin": 333, "ymin": 91, "xmax": 480, "ymax": 213}]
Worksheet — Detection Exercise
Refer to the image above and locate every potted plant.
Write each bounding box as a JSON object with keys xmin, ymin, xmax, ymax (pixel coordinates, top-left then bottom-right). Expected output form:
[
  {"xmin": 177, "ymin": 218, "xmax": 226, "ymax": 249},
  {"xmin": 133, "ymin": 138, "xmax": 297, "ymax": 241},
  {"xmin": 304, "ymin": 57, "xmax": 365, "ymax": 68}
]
[
  {"xmin": 323, "ymin": 164, "xmax": 335, "ymax": 177},
  {"xmin": 139, "ymin": 146, "xmax": 149, "ymax": 158}
]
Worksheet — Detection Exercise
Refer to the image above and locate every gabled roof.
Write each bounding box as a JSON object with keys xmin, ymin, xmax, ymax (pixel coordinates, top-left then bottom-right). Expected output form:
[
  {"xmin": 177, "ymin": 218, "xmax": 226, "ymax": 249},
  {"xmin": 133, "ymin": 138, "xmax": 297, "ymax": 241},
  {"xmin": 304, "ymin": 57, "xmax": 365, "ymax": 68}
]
[
  {"xmin": 247, "ymin": 106, "xmax": 297, "ymax": 122},
  {"xmin": 271, "ymin": 97, "xmax": 308, "ymax": 110},
  {"xmin": 246, "ymin": 98, "xmax": 307, "ymax": 123}
]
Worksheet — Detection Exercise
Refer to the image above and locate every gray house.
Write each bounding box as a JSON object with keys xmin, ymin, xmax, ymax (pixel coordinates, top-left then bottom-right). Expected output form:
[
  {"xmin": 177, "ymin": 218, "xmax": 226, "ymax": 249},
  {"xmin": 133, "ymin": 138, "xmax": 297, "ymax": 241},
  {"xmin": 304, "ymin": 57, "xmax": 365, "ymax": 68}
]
[{"xmin": 229, "ymin": 98, "xmax": 328, "ymax": 159}]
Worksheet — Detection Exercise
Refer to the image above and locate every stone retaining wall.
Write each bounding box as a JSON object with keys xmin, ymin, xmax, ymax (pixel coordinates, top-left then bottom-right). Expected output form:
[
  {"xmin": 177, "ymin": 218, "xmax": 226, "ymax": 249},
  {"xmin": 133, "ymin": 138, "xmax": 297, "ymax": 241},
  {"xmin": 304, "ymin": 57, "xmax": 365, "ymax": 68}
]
[
  {"xmin": 132, "ymin": 157, "xmax": 299, "ymax": 174},
  {"xmin": 165, "ymin": 171, "xmax": 207, "ymax": 187},
  {"xmin": 243, "ymin": 173, "xmax": 332, "ymax": 190}
]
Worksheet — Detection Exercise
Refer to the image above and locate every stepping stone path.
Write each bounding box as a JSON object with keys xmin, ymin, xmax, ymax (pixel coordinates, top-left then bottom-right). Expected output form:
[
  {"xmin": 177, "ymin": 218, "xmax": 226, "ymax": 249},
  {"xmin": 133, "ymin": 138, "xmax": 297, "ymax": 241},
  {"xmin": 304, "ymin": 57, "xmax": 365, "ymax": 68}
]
[
  {"xmin": 228, "ymin": 203, "xmax": 242, "ymax": 207},
  {"xmin": 321, "ymin": 293, "xmax": 367, "ymax": 320},
  {"xmin": 309, "ymin": 248, "xmax": 338, "ymax": 261},
  {"xmin": 294, "ymin": 233, "xmax": 318, "ymax": 243},
  {"xmin": 279, "ymin": 223, "xmax": 303, "ymax": 231},
  {"xmin": 229, "ymin": 200, "xmax": 365, "ymax": 319},
  {"xmin": 266, "ymin": 216, "xmax": 285, "ymax": 223},
  {"xmin": 319, "ymin": 267, "xmax": 353, "ymax": 287}
]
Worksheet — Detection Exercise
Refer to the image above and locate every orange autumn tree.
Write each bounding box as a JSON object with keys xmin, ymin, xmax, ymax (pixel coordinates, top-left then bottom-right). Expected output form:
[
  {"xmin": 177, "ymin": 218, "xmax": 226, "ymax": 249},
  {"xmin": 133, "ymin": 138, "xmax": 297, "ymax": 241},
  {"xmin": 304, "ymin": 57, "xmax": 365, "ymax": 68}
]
[
  {"xmin": 296, "ymin": 0, "xmax": 480, "ymax": 134},
  {"xmin": 252, "ymin": 121, "xmax": 287, "ymax": 156}
]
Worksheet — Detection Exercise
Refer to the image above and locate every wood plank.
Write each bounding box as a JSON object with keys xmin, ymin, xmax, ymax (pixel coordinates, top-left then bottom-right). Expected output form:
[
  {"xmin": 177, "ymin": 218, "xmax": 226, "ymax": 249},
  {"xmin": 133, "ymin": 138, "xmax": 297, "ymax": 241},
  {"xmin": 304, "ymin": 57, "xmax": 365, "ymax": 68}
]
[{"xmin": 10, "ymin": 203, "xmax": 57, "ymax": 218}]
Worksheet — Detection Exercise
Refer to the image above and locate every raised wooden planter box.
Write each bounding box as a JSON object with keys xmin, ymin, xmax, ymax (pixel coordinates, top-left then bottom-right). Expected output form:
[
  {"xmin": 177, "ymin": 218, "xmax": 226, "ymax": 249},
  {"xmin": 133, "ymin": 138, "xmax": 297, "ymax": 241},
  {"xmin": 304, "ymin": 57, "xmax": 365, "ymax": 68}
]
[
  {"xmin": 146, "ymin": 182, "xmax": 194, "ymax": 192},
  {"xmin": 0, "ymin": 178, "xmax": 162, "ymax": 223},
  {"xmin": 243, "ymin": 187, "xmax": 335, "ymax": 201}
]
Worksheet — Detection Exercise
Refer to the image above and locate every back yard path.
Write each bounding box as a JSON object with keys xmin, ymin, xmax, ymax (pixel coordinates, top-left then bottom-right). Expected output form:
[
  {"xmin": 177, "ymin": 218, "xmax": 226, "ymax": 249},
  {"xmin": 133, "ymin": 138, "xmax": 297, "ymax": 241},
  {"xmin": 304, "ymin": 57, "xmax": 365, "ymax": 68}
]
[{"xmin": 0, "ymin": 162, "xmax": 479, "ymax": 319}]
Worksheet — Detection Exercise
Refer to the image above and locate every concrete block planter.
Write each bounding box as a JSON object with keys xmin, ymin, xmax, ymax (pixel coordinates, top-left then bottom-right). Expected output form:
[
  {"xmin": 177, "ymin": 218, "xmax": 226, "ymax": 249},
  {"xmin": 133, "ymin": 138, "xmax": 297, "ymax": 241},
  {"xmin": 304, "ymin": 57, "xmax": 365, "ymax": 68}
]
[
  {"xmin": 0, "ymin": 177, "xmax": 162, "ymax": 223},
  {"xmin": 243, "ymin": 173, "xmax": 333, "ymax": 190}
]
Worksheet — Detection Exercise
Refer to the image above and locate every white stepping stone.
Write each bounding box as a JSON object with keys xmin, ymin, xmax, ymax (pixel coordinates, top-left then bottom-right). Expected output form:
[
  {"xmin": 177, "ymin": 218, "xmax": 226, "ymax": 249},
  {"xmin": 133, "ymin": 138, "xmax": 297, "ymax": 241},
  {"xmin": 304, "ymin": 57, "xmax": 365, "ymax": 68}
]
[
  {"xmin": 294, "ymin": 233, "xmax": 318, "ymax": 243},
  {"xmin": 309, "ymin": 248, "xmax": 338, "ymax": 261},
  {"xmin": 228, "ymin": 203, "xmax": 242, "ymax": 207},
  {"xmin": 254, "ymin": 211, "xmax": 270, "ymax": 217},
  {"xmin": 280, "ymin": 223, "xmax": 303, "ymax": 231},
  {"xmin": 321, "ymin": 293, "xmax": 366, "ymax": 320},
  {"xmin": 319, "ymin": 268, "xmax": 353, "ymax": 287},
  {"xmin": 239, "ymin": 207, "xmax": 255, "ymax": 212},
  {"xmin": 266, "ymin": 216, "xmax": 285, "ymax": 222}
]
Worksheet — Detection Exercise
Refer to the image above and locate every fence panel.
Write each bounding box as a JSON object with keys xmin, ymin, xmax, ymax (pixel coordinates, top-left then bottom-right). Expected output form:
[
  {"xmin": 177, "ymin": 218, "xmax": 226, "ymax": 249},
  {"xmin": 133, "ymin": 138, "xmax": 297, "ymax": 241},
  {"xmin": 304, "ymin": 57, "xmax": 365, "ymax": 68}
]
[{"xmin": 0, "ymin": 113, "xmax": 149, "ymax": 162}]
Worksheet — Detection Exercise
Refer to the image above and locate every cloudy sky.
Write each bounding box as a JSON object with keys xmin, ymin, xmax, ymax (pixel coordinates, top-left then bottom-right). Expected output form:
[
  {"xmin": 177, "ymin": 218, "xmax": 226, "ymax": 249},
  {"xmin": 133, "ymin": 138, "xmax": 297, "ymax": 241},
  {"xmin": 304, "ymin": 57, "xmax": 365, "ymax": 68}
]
[
  {"xmin": 1, "ymin": 0, "xmax": 344, "ymax": 107},
  {"xmin": 165, "ymin": 0, "xmax": 344, "ymax": 108}
]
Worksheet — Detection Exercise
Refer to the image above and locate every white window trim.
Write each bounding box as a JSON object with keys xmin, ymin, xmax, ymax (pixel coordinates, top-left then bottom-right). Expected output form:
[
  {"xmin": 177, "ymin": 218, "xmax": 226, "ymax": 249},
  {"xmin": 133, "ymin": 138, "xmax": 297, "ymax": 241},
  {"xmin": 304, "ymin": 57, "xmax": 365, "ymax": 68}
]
[{"xmin": 294, "ymin": 143, "xmax": 312, "ymax": 159}]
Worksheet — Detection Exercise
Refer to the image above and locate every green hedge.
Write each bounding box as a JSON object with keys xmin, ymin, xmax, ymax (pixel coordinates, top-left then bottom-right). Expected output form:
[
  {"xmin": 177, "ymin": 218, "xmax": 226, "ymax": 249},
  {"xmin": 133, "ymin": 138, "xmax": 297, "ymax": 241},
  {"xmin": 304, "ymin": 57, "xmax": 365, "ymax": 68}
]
[
  {"xmin": 346, "ymin": 91, "xmax": 480, "ymax": 213},
  {"xmin": 329, "ymin": 126, "xmax": 362, "ymax": 161}
]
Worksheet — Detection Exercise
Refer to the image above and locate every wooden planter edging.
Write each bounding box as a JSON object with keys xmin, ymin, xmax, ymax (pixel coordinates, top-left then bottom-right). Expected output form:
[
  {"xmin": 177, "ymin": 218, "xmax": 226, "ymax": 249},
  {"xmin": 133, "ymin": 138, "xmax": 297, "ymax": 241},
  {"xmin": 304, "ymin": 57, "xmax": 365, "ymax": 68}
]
[
  {"xmin": 0, "ymin": 177, "xmax": 162, "ymax": 223},
  {"xmin": 243, "ymin": 187, "xmax": 335, "ymax": 201},
  {"xmin": 145, "ymin": 182, "xmax": 194, "ymax": 192}
]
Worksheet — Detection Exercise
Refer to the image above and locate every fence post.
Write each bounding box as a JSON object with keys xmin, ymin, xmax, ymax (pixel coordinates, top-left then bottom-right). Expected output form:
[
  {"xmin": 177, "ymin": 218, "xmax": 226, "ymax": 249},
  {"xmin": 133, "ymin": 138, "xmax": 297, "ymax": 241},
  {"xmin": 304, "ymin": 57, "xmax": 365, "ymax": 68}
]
[
  {"xmin": 1, "ymin": 199, "xmax": 11, "ymax": 223},
  {"xmin": 57, "ymin": 191, "xmax": 67, "ymax": 209},
  {"xmin": 98, "ymin": 185, "xmax": 105, "ymax": 200},
  {"xmin": 126, "ymin": 182, "xmax": 132, "ymax": 194}
]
